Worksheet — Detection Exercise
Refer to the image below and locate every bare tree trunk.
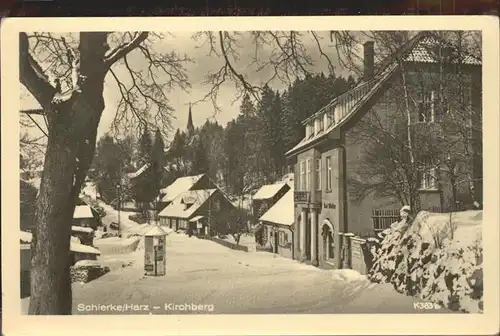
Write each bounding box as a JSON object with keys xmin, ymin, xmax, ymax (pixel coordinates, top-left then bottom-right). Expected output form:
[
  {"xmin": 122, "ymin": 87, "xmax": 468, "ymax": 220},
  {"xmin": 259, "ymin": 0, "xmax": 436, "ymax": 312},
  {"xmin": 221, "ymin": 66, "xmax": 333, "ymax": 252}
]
[
  {"xmin": 29, "ymin": 128, "xmax": 78, "ymax": 314},
  {"xmin": 399, "ymin": 65, "xmax": 422, "ymax": 212},
  {"xmin": 23, "ymin": 32, "xmax": 109, "ymax": 314}
]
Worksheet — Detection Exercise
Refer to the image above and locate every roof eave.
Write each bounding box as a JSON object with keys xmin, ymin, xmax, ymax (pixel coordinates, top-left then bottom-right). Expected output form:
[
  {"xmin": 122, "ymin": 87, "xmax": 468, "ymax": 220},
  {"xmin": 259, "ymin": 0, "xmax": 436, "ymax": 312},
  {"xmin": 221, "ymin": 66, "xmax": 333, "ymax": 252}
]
[{"xmin": 285, "ymin": 127, "xmax": 342, "ymax": 158}]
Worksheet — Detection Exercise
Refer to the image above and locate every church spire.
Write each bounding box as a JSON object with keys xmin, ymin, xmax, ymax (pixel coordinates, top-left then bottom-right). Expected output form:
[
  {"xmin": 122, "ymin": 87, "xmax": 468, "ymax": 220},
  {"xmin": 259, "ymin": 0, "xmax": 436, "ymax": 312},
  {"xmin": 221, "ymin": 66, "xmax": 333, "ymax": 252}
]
[{"xmin": 187, "ymin": 102, "xmax": 194, "ymax": 134}]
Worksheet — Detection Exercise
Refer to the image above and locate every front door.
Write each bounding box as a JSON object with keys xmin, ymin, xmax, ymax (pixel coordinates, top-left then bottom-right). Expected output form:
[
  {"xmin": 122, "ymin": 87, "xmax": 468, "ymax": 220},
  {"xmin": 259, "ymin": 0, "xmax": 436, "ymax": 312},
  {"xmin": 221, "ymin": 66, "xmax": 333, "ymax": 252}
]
[
  {"xmin": 274, "ymin": 230, "xmax": 279, "ymax": 254},
  {"xmin": 305, "ymin": 216, "xmax": 311, "ymax": 260}
]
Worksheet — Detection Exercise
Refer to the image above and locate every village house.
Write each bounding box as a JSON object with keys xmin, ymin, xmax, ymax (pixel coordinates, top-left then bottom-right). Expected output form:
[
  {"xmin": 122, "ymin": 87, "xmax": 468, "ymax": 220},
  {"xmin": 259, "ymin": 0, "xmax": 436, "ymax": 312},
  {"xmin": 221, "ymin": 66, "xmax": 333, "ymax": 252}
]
[
  {"xmin": 258, "ymin": 186, "xmax": 295, "ymax": 259},
  {"xmin": 157, "ymin": 173, "xmax": 210, "ymax": 210},
  {"xmin": 20, "ymin": 231, "xmax": 101, "ymax": 297},
  {"xmin": 71, "ymin": 226, "xmax": 94, "ymax": 246},
  {"xmin": 285, "ymin": 31, "xmax": 482, "ymax": 269},
  {"xmin": 251, "ymin": 181, "xmax": 291, "ymax": 219},
  {"xmin": 158, "ymin": 188, "xmax": 234, "ymax": 235},
  {"xmin": 126, "ymin": 162, "xmax": 155, "ymax": 209},
  {"xmin": 72, "ymin": 203, "xmax": 99, "ymax": 230}
]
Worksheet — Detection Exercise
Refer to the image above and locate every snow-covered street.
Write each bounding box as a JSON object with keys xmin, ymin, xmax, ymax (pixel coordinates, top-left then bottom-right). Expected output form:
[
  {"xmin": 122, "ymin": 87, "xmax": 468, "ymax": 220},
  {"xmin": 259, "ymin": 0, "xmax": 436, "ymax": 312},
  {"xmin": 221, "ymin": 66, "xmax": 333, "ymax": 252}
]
[
  {"xmin": 22, "ymin": 230, "xmax": 452, "ymax": 314},
  {"xmin": 10, "ymin": 183, "xmax": 451, "ymax": 314}
]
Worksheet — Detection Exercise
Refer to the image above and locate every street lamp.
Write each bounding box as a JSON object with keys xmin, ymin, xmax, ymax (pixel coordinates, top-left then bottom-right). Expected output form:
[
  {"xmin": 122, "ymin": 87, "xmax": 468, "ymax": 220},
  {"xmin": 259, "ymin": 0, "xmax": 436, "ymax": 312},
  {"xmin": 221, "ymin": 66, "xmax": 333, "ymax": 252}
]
[{"xmin": 116, "ymin": 183, "xmax": 121, "ymax": 237}]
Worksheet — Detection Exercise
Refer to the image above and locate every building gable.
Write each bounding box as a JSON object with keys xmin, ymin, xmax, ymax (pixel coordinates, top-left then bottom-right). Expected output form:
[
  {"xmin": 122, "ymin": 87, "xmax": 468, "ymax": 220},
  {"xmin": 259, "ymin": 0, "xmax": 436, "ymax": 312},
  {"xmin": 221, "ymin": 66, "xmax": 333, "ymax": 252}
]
[{"xmin": 285, "ymin": 31, "xmax": 481, "ymax": 158}]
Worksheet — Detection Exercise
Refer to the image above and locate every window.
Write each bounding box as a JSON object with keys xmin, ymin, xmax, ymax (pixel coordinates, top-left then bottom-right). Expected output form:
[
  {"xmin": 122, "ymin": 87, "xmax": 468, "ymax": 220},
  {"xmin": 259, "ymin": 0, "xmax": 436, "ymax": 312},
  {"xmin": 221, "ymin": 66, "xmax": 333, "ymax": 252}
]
[
  {"xmin": 213, "ymin": 199, "xmax": 220, "ymax": 211},
  {"xmin": 306, "ymin": 159, "xmax": 311, "ymax": 190},
  {"xmin": 325, "ymin": 156, "xmax": 332, "ymax": 191},
  {"xmin": 419, "ymin": 156, "xmax": 438, "ymax": 190},
  {"xmin": 300, "ymin": 161, "xmax": 306, "ymax": 190},
  {"xmin": 315, "ymin": 158, "xmax": 321, "ymax": 190},
  {"xmin": 417, "ymin": 90, "xmax": 438, "ymax": 123},
  {"xmin": 278, "ymin": 231, "xmax": 289, "ymax": 247}
]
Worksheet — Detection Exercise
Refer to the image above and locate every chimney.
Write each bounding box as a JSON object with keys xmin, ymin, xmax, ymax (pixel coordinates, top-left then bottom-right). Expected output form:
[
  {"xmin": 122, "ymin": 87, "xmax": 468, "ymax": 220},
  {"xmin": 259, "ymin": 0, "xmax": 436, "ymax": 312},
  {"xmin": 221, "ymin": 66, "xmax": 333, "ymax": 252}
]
[{"xmin": 363, "ymin": 41, "xmax": 374, "ymax": 81}]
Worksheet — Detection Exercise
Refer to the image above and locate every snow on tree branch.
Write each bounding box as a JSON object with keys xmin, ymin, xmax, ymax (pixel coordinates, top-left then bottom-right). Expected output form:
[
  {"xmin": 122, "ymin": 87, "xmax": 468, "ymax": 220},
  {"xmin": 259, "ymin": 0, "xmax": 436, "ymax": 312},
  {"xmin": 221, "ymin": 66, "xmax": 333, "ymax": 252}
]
[
  {"xmin": 104, "ymin": 32, "xmax": 149, "ymax": 69},
  {"xmin": 19, "ymin": 32, "xmax": 57, "ymax": 108}
]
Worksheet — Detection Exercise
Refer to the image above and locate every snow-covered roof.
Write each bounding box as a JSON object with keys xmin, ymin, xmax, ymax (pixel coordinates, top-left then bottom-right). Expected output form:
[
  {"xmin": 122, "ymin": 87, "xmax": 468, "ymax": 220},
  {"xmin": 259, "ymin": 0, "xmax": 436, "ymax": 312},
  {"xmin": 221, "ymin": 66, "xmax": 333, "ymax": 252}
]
[
  {"xmin": 144, "ymin": 225, "xmax": 167, "ymax": 237},
  {"xmin": 127, "ymin": 163, "xmax": 151, "ymax": 179},
  {"xmin": 20, "ymin": 231, "xmax": 32, "ymax": 243},
  {"xmin": 253, "ymin": 182, "xmax": 288, "ymax": 200},
  {"xmin": 403, "ymin": 35, "xmax": 481, "ymax": 65},
  {"xmin": 158, "ymin": 189, "xmax": 216, "ymax": 219},
  {"xmin": 259, "ymin": 187, "xmax": 294, "ymax": 226},
  {"xmin": 19, "ymin": 230, "xmax": 100, "ymax": 254},
  {"xmin": 71, "ymin": 242, "xmax": 101, "ymax": 255},
  {"xmin": 73, "ymin": 205, "xmax": 94, "ymax": 219},
  {"xmin": 189, "ymin": 215, "xmax": 204, "ymax": 222},
  {"xmin": 159, "ymin": 174, "xmax": 204, "ymax": 203},
  {"xmin": 71, "ymin": 226, "xmax": 94, "ymax": 233}
]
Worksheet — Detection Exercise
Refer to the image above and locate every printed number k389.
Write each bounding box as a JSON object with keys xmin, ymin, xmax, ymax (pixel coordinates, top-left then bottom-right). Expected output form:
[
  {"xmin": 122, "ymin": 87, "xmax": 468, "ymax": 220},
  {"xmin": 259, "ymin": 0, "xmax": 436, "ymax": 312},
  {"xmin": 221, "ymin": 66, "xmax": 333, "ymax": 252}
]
[{"xmin": 413, "ymin": 302, "xmax": 441, "ymax": 310}]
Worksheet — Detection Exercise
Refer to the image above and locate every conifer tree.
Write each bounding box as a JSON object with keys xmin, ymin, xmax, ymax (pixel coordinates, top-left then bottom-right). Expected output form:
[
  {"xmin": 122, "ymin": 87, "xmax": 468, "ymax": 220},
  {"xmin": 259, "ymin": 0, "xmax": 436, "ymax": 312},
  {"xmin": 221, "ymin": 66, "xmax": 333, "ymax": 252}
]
[{"xmin": 191, "ymin": 136, "xmax": 210, "ymax": 175}]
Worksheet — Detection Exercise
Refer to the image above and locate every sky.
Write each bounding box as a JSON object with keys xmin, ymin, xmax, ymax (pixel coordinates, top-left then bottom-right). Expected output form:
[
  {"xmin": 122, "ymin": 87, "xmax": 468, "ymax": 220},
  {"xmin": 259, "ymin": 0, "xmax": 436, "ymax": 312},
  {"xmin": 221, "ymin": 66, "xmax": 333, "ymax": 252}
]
[{"xmin": 20, "ymin": 31, "xmax": 363, "ymax": 150}]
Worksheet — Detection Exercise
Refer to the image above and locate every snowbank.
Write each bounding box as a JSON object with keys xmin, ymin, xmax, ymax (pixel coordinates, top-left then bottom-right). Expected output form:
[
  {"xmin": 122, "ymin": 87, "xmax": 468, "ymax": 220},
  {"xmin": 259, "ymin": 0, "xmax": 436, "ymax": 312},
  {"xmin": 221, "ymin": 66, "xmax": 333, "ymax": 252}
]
[
  {"xmin": 332, "ymin": 269, "xmax": 369, "ymax": 283},
  {"xmin": 368, "ymin": 210, "xmax": 483, "ymax": 313},
  {"xmin": 93, "ymin": 236, "xmax": 141, "ymax": 254}
]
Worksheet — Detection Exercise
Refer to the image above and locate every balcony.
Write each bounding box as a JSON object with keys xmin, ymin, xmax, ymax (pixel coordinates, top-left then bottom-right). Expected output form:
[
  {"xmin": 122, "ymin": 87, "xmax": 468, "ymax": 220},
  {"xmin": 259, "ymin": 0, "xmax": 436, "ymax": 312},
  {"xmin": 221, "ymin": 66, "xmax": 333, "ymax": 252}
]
[{"xmin": 294, "ymin": 191, "xmax": 310, "ymax": 203}]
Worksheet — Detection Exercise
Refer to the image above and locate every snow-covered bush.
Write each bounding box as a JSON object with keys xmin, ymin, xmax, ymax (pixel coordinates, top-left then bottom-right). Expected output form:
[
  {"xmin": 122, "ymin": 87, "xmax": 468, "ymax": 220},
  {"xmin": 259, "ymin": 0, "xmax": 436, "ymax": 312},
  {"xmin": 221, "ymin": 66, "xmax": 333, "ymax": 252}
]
[{"xmin": 368, "ymin": 210, "xmax": 483, "ymax": 313}]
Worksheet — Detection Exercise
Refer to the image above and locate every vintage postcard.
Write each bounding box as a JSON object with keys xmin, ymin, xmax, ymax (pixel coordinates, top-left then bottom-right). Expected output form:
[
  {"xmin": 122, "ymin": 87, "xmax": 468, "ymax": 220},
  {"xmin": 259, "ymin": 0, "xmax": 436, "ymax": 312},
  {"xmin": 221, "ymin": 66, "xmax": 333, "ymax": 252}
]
[{"xmin": 1, "ymin": 15, "xmax": 499, "ymax": 336}]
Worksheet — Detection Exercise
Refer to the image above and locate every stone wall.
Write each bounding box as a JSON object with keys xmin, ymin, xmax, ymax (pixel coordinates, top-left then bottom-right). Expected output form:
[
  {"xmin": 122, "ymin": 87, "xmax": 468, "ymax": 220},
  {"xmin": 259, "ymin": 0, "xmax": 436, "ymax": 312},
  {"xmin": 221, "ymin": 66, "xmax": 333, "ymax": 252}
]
[
  {"xmin": 338, "ymin": 233, "xmax": 378, "ymax": 275},
  {"xmin": 70, "ymin": 264, "xmax": 110, "ymax": 283}
]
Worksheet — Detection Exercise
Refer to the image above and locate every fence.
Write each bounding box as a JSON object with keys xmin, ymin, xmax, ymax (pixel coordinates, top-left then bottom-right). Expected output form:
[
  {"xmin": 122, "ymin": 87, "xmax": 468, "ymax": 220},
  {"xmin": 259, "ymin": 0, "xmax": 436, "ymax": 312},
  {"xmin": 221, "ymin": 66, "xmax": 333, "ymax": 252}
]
[
  {"xmin": 372, "ymin": 205, "xmax": 466, "ymax": 231},
  {"xmin": 372, "ymin": 209, "xmax": 400, "ymax": 231},
  {"xmin": 201, "ymin": 235, "xmax": 249, "ymax": 252}
]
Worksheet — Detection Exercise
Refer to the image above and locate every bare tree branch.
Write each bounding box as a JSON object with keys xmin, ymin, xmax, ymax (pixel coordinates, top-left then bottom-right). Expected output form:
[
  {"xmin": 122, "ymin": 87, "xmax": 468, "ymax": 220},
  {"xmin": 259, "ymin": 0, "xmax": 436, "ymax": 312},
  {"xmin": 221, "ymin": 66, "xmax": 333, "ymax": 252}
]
[
  {"xmin": 310, "ymin": 31, "xmax": 336, "ymax": 75},
  {"xmin": 19, "ymin": 32, "xmax": 57, "ymax": 108}
]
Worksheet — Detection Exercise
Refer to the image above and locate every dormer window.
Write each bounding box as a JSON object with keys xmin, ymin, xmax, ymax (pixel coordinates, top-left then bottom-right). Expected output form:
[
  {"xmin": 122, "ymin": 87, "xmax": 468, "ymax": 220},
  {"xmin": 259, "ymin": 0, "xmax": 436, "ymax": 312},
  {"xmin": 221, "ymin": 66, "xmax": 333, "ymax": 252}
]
[
  {"xmin": 314, "ymin": 118, "xmax": 323, "ymax": 135},
  {"xmin": 305, "ymin": 123, "xmax": 314, "ymax": 138},
  {"xmin": 323, "ymin": 112, "xmax": 331, "ymax": 129}
]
